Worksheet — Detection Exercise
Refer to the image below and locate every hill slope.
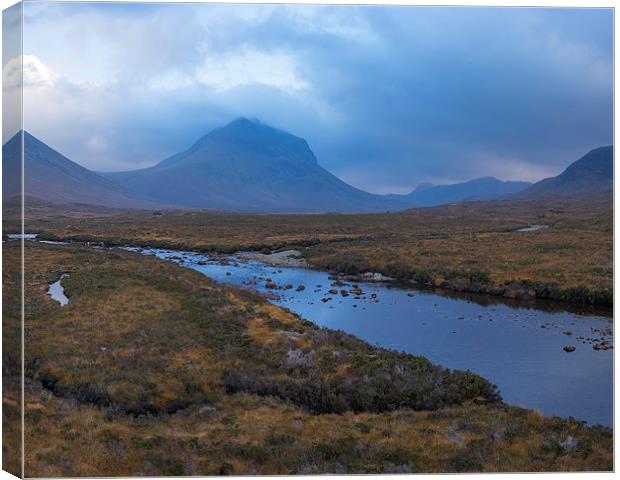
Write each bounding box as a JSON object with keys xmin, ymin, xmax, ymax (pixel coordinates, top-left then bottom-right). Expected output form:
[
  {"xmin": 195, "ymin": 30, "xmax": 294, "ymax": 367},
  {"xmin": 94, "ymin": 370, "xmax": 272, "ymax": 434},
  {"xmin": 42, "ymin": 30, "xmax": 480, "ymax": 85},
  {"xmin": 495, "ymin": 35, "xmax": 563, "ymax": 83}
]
[
  {"xmin": 522, "ymin": 146, "xmax": 613, "ymax": 198},
  {"xmin": 388, "ymin": 177, "xmax": 531, "ymax": 207},
  {"xmin": 104, "ymin": 118, "xmax": 401, "ymax": 213},
  {"xmin": 2, "ymin": 131, "xmax": 156, "ymax": 208}
]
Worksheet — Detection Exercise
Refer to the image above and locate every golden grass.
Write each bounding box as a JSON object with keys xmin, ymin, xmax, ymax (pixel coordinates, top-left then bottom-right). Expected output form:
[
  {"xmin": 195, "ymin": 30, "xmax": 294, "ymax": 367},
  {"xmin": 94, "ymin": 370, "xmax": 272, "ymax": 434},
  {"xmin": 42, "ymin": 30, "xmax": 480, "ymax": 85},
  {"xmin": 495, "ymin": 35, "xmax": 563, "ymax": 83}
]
[
  {"xmin": 7, "ymin": 192, "xmax": 611, "ymax": 304},
  {"xmin": 1, "ymin": 241, "xmax": 612, "ymax": 475}
]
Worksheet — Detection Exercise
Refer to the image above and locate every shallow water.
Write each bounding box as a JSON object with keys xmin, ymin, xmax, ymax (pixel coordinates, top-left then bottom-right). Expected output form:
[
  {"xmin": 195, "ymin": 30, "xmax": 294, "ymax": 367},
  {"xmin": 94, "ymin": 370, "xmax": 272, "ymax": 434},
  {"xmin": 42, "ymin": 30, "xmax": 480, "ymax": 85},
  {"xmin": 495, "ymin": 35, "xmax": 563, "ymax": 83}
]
[
  {"xmin": 132, "ymin": 247, "xmax": 613, "ymax": 427},
  {"xmin": 48, "ymin": 274, "xmax": 69, "ymax": 306},
  {"xmin": 516, "ymin": 224, "xmax": 549, "ymax": 232},
  {"xmin": 7, "ymin": 233, "xmax": 38, "ymax": 240}
]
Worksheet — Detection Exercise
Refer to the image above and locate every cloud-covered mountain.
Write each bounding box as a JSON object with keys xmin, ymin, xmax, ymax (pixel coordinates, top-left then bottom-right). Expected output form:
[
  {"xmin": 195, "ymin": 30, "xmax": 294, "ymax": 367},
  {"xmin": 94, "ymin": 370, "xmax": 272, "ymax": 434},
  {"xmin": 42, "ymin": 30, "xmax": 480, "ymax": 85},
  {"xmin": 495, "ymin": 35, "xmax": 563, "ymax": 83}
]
[
  {"xmin": 520, "ymin": 146, "xmax": 613, "ymax": 198},
  {"xmin": 387, "ymin": 177, "xmax": 532, "ymax": 207},
  {"xmin": 2, "ymin": 131, "xmax": 157, "ymax": 208},
  {"xmin": 103, "ymin": 118, "xmax": 402, "ymax": 213}
]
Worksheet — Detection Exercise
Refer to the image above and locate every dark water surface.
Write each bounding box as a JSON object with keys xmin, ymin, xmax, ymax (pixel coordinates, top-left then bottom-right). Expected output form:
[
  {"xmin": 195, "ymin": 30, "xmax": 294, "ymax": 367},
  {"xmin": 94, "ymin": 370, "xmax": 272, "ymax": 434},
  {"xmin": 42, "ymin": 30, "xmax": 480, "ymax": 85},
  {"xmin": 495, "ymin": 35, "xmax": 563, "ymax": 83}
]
[{"xmin": 131, "ymin": 247, "xmax": 613, "ymax": 427}]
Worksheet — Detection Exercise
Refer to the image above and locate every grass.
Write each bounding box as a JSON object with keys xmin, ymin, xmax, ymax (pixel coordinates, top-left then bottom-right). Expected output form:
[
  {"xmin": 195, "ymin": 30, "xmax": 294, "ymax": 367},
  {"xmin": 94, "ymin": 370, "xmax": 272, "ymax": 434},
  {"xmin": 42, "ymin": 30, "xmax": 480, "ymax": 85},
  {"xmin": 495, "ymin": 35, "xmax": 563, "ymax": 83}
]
[
  {"xmin": 7, "ymin": 192, "xmax": 612, "ymax": 305},
  {"xmin": 2, "ymin": 241, "xmax": 613, "ymax": 476}
]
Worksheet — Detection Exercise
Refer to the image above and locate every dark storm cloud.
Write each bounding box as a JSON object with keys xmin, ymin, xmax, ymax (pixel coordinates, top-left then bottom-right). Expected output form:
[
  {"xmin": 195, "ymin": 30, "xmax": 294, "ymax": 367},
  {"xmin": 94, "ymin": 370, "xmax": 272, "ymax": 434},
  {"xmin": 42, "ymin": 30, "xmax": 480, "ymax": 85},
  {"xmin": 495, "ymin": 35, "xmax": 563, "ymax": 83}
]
[{"xmin": 14, "ymin": 4, "xmax": 613, "ymax": 193}]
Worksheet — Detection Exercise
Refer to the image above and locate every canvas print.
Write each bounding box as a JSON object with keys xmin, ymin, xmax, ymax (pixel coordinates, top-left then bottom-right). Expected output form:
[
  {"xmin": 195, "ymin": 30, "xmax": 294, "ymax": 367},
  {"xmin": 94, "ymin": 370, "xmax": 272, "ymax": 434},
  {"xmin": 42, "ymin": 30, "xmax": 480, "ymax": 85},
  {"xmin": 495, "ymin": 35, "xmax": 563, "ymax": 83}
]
[{"xmin": 1, "ymin": 2, "xmax": 614, "ymax": 476}]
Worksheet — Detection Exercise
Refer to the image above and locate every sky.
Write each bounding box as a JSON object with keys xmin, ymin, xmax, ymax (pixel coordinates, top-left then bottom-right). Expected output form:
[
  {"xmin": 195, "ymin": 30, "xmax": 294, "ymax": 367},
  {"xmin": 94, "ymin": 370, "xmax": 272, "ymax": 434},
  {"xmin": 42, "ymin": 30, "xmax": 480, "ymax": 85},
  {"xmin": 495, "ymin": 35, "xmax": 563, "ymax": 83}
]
[{"xmin": 2, "ymin": 3, "xmax": 613, "ymax": 194}]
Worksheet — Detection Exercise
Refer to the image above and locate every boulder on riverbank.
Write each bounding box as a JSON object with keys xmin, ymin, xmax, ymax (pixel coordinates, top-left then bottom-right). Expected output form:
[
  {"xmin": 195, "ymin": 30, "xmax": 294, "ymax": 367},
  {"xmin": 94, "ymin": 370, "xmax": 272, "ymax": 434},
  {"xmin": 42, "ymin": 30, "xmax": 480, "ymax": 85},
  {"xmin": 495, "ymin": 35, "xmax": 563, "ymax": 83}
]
[
  {"xmin": 239, "ymin": 249, "xmax": 308, "ymax": 267},
  {"xmin": 361, "ymin": 272, "xmax": 394, "ymax": 282}
]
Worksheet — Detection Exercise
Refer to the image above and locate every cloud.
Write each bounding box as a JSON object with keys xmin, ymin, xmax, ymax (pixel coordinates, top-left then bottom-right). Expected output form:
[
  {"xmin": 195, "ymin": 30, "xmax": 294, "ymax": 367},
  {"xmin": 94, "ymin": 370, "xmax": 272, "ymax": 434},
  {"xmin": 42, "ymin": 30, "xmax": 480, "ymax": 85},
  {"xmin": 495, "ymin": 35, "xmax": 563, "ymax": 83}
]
[
  {"xmin": 195, "ymin": 46, "xmax": 309, "ymax": 94},
  {"xmin": 2, "ymin": 3, "xmax": 22, "ymax": 143},
  {"xmin": 2, "ymin": 55, "xmax": 21, "ymax": 89},
  {"xmin": 146, "ymin": 70, "xmax": 193, "ymax": 92},
  {"xmin": 15, "ymin": 4, "xmax": 613, "ymax": 192},
  {"xmin": 3, "ymin": 54, "xmax": 58, "ymax": 88},
  {"xmin": 284, "ymin": 6, "xmax": 379, "ymax": 43},
  {"xmin": 148, "ymin": 45, "xmax": 310, "ymax": 94},
  {"xmin": 86, "ymin": 135, "xmax": 108, "ymax": 153}
]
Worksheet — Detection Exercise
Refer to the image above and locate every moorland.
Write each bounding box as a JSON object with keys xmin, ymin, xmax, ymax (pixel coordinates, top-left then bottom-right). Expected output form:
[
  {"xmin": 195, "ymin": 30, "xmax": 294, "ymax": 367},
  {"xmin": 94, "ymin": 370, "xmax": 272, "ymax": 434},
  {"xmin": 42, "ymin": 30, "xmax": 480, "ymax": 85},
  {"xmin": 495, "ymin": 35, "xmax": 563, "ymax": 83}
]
[
  {"xmin": 2, "ymin": 240, "xmax": 613, "ymax": 476},
  {"xmin": 10, "ymin": 191, "xmax": 612, "ymax": 306}
]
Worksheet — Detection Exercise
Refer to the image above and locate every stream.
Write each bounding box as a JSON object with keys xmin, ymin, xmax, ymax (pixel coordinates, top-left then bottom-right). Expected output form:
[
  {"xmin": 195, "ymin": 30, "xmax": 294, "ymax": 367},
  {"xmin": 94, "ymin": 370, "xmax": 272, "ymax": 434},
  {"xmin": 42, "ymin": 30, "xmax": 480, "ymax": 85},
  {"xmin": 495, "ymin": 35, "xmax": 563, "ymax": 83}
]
[{"xmin": 130, "ymin": 247, "xmax": 613, "ymax": 427}]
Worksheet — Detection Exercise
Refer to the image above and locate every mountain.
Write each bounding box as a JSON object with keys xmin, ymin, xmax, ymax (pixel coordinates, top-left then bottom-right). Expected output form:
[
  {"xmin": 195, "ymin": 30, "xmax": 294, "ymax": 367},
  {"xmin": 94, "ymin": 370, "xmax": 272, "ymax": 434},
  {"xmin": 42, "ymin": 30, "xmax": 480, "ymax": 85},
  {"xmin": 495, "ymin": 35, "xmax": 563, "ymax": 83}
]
[
  {"xmin": 387, "ymin": 177, "xmax": 532, "ymax": 207},
  {"xmin": 103, "ymin": 118, "xmax": 401, "ymax": 213},
  {"xmin": 2, "ymin": 131, "xmax": 157, "ymax": 208},
  {"xmin": 521, "ymin": 146, "xmax": 613, "ymax": 198}
]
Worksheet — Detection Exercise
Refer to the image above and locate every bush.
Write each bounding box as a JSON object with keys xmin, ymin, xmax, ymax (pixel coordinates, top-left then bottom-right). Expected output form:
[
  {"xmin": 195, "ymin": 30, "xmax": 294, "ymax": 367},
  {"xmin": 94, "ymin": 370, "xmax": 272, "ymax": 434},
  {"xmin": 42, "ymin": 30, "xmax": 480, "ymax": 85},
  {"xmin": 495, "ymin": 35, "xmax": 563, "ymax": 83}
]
[{"xmin": 222, "ymin": 348, "xmax": 500, "ymax": 415}]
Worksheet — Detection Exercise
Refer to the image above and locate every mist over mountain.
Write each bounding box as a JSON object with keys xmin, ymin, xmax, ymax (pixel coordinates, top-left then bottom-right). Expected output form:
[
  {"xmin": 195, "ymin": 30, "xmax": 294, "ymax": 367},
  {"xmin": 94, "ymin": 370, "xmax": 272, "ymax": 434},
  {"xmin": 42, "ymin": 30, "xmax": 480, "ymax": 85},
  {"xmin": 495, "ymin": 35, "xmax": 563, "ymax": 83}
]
[
  {"xmin": 103, "ymin": 118, "xmax": 402, "ymax": 213},
  {"xmin": 387, "ymin": 177, "xmax": 532, "ymax": 207},
  {"xmin": 2, "ymin": 131, "xmax": 156, "ymax": 208},
  {"xmin": 520, "ymin": 146, "xmax": 613, "ymax": 198}
]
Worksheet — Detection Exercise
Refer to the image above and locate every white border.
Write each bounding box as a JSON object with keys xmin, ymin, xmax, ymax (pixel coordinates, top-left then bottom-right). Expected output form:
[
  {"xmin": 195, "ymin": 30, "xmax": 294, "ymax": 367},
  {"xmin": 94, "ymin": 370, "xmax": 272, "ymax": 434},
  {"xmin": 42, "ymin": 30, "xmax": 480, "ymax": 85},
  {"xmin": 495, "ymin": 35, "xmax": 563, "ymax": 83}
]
[{"xmin": 0, "ymin": 1, "xmax": 616, "ymax": 479}]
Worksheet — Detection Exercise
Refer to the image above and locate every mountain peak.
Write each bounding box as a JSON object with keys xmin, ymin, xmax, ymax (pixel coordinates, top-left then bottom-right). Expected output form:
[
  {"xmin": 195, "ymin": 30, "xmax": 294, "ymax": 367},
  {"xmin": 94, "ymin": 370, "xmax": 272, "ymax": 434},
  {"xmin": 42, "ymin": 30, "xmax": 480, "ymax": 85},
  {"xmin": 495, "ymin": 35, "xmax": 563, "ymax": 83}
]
[
  {"xmin": 170, "ymin": 117, "xmax": 319, "ymax": 171},
  {"xmin": 4, "ymin": 129, "xmax": 25, "ymax": 147},
  {"xmin": 393, "ymin": 176, "xmax": 532, "ymax": 207},
  {"xmin": 4, "ymin": 130, "xmax": 51, "ymax": 149},
  {"xmin": 412, "ymin": 182, "xmax": 434, "ymax": 193},
  {"xmin": 216, "ymin": 117, "xmax": 283, "ymax": 138},
  {"xmin": 184, "ymin": 117, "xmax": 289, "ymax": 151},
  {"xmin": 225, "ymin": 117, "xmax": 262, "ymax": 129},
  {"xmin": 2, "ymin": 130, "xmax": 157, "ymax": 208},
  {"xmin": 105, "ymin": 119, "xmax": 402, "ymax": 212},
  {"xmin": 521, "ymin": 145, "xmax": 613, "ymax": 198}
]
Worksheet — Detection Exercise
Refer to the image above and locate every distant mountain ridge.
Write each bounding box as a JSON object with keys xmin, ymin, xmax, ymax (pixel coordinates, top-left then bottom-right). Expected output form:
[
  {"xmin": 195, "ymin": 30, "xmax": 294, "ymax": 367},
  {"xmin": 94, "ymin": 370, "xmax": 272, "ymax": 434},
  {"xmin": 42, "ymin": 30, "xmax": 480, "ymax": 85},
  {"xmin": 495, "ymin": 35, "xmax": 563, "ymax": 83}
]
[
  {"xmin": 103, "ymin": 118, "xmax": 402, "ymax": 213},
  {"xmin": 387, "ymin": 177, "xmax": 532, "ymax": 207},
  {"xmin": 520, "ymin": 146, "xmax": 613, "ymax": 198},
  {"xmin": 2, "ymin": 123, "xmax": 612, "ymax": 212},
  {"xmin": 2, "ymin": 131, "xmax": 157, "ymax": 208}
]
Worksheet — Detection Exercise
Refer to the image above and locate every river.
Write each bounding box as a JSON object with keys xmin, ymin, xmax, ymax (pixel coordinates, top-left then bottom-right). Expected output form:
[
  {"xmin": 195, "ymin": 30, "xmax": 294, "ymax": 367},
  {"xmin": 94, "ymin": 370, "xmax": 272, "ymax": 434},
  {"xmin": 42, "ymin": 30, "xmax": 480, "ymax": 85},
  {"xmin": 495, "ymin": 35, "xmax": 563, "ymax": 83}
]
[{"xmin": 130, "ymin": 247, "xmax": 613, "ymax": 426}]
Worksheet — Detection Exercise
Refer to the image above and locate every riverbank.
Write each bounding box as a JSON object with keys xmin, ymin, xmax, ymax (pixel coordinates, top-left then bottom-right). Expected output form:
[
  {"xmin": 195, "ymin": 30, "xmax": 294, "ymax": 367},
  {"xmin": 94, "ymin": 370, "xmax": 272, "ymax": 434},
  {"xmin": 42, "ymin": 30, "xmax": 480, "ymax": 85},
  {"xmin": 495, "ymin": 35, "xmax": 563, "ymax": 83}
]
[
  {"xmin": 137, "ymin": 245, "xmax": 613, "ymax": 425},
  {"xmin": 10, "ymin": 192, "xmax": 612, "ymax": 307},
  {"xmin": 3, "ymin": 241, "xmax": 612, "ymax": 475},
  {"xmin": 239, "ymin": 249, "xmax": 309, "ymax": 268},
  {"xmin": 8, "ymin": 235, "xmax": 611, "ymax": 317},
  {"xmin": 22, "ymin": 230, "xmax": 613, "ymax": 307},
  {"xmin": 322, "ymin": 265, "xmax": 612, "ymax": 306}
]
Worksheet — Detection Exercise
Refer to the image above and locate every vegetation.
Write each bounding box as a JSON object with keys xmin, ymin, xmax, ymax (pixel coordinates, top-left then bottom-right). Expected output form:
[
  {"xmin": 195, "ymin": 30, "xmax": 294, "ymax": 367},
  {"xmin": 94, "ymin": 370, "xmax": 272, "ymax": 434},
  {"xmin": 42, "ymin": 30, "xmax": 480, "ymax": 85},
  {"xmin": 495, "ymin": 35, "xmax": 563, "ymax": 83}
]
[
  {"xmin": 8, "ymin": 192, "xmax": 613, "ymax": 305},
  {"xmin": 2, "ymin": 241, "xmax": 613, "ymax": 475},
  {"xmin": 3, "ymin": 239, "xmax": 22, "ymax": 476}
]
